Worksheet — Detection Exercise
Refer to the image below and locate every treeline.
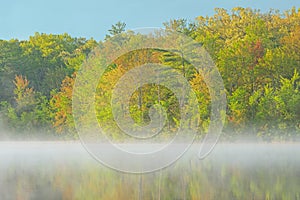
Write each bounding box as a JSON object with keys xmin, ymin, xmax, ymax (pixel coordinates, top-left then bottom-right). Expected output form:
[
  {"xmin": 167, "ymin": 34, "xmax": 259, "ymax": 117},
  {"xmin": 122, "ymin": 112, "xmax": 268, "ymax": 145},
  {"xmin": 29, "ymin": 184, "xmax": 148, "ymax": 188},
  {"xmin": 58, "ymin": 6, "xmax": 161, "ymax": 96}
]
[{"xmin": 0, "ymin": 7, "xmax": 299, "ymax": 140}]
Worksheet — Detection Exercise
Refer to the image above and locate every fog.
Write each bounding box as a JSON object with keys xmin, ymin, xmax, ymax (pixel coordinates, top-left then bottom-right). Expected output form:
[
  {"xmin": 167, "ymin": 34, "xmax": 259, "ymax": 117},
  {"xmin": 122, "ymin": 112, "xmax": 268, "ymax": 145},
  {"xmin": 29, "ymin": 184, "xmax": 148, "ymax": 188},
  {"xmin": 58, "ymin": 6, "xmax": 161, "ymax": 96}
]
[{"xmin": 0, "ymin": 139, "xmax": 299, "ymax": 199}]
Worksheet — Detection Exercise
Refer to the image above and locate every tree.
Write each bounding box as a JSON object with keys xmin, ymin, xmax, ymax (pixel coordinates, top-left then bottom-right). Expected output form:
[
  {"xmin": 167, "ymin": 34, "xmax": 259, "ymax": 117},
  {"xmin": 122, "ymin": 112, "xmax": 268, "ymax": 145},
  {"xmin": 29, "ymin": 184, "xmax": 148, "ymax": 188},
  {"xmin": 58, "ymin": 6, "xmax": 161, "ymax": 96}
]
[
  {"xmin": 19, "ymin": 33, "xmax": 90, "ymax": 96},
  {"xmin": 13, "ymin": 75, "xmax": 36, "ymax": 114},
  {"xmin": 105, "ymin": 21, "xmax": 126, "ymax": 39},
  {"xmin": 51, "ymin": 74, "xmax": 76, "ymax": 135},
  {"xmin": 0, "ymin": 39, "xmax": 23, "ymax": 103}
]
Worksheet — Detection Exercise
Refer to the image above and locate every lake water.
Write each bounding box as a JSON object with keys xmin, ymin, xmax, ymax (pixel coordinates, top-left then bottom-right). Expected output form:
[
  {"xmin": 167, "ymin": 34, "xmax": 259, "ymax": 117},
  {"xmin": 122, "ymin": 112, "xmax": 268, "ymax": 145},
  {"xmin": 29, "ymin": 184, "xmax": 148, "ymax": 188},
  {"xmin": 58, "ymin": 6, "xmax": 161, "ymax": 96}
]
[{"xmin": 0, "ymin": 142, "xmax": 299, "ymax": 199}]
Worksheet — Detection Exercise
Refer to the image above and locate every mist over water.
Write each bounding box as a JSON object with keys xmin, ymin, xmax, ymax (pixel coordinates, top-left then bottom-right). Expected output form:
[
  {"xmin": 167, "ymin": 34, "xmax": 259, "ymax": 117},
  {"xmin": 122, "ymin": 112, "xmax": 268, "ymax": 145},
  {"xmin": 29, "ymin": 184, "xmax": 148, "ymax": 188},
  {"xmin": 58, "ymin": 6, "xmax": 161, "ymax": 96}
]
[{"xmin": 0, "ymin": 139, "xmax": 299, "ymax": 199}]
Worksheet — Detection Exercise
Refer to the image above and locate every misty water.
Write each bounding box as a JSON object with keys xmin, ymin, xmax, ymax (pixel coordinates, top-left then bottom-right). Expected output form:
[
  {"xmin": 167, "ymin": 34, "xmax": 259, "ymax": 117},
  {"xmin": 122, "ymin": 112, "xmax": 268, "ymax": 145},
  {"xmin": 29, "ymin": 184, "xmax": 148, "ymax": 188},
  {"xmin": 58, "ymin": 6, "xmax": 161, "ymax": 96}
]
[{"xmin": 0, "ymin": 141, "xmax": 300, "ymax": 200}]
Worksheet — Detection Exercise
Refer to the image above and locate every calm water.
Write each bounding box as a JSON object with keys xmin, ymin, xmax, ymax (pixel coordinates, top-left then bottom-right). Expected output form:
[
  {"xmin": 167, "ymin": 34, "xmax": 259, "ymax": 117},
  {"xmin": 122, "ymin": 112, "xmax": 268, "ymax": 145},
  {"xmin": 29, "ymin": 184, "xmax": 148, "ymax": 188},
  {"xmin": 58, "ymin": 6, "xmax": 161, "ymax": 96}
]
[{"xmin": 0, "ymin": 142, "xmax": 299, "ymax": 200}]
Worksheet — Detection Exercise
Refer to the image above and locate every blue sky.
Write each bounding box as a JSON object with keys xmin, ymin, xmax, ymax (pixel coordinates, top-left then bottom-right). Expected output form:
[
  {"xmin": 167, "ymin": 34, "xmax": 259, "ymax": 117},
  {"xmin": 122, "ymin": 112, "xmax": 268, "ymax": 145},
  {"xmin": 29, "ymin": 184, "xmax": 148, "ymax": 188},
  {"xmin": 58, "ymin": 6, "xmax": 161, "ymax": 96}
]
[{"xmin": 1, "ymin": 0, "xmax": 299, "ymax": 41}]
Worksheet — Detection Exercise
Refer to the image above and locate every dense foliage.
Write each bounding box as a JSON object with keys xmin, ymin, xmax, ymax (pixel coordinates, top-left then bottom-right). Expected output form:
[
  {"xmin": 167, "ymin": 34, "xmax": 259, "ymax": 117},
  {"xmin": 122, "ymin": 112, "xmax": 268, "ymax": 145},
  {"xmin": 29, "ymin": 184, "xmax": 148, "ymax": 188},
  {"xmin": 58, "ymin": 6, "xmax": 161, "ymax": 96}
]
[{"xmin": 0, "ymin": 7, "xmax": 299, "ymax": 140}]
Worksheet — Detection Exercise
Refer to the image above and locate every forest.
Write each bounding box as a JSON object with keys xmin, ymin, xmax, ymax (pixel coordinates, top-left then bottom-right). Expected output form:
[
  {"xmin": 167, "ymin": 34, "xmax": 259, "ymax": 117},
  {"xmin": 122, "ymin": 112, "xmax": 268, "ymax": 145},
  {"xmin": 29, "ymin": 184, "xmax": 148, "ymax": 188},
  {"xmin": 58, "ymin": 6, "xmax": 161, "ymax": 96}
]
[{"xmin": 0, "ymin": 7, "xmax": 299, "ymax": 140}]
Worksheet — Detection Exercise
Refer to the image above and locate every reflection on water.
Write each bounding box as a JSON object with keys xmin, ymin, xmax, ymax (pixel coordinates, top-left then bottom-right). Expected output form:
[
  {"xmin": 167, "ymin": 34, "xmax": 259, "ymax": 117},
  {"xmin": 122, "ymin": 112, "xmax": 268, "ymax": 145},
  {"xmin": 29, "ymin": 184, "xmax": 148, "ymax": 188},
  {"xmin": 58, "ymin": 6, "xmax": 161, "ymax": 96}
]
[{"xmin": 0, "ymin": 142, "xmax": 300, "ymax": 200}]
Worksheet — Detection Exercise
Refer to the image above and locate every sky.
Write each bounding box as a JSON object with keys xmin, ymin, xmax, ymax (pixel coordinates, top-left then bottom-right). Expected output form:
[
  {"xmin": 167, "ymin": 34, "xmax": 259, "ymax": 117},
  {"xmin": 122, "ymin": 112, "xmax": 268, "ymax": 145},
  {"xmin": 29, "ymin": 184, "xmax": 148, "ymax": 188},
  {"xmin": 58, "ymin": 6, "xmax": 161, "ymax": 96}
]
[{"xmin": 1, "ymin": 0, "xmax": 300, "ymax": 41}]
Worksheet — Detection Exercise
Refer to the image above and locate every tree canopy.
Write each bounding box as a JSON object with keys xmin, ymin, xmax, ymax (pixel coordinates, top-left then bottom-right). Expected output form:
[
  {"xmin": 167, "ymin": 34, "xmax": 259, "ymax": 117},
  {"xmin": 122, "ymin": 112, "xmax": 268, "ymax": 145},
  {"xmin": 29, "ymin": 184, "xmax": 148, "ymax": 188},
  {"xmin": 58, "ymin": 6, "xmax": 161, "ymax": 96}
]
[{"xmin": 0, "ymin": 8, "xmax": 299, "ymax": 140}]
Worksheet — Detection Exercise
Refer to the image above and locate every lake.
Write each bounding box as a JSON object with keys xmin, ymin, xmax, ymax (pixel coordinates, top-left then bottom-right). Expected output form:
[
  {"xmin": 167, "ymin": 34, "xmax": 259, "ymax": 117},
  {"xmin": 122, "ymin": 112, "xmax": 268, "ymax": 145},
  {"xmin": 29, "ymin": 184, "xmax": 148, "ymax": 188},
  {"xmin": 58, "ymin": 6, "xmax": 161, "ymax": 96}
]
[{"xmin": 0, "ymin": 142, "xmax": 299, "ymax": 200}]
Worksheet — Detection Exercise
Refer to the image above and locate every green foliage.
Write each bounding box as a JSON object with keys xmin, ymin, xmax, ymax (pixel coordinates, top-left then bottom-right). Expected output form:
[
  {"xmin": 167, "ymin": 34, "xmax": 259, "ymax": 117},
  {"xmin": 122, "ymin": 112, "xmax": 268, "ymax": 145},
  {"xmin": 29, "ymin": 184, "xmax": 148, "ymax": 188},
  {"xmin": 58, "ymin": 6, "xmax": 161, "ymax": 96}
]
[
  {"xmin": 254, "ymin": 70, "xmax": 300, "ymax": 138},
  {"xmin": 105, "ymin": 21, "xmax": 126, "ymax": 39},
  {"xmin": 0, "ymin": 7, "xmax": 300, "ymax": 140}
]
